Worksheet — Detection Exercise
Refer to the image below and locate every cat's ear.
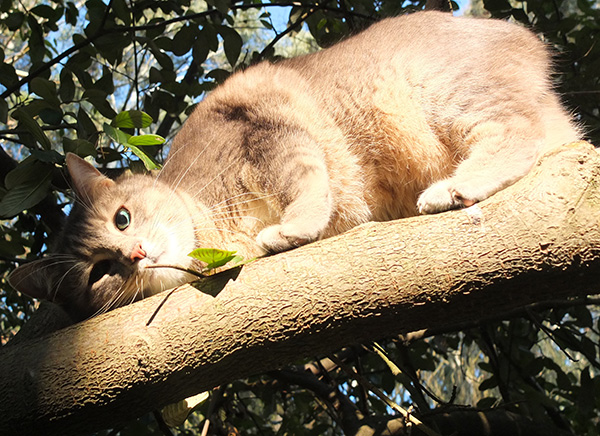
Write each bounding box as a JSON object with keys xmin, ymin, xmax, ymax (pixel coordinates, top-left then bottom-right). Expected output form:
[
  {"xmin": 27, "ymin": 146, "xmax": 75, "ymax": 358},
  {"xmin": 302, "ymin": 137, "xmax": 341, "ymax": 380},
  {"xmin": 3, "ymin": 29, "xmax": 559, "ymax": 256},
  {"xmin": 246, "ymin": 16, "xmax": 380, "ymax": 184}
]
[
  {"xmin": 65, "ymin": 153, "xmax": 115, "ymax": 205},
  {"xmin": 7, "ymin": 259, "xmax": 56, "ymax": 301}
]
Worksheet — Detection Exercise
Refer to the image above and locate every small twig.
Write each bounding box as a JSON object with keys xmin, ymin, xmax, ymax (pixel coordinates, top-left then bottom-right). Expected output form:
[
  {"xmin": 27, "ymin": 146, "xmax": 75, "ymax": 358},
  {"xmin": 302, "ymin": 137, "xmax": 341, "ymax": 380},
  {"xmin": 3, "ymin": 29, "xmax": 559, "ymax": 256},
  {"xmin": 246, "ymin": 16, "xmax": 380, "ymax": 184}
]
[
  {"xmin": 144, "ymin": 264, "xmax": 206, "ymax": 279},
  {"xmin": 146, "ymin": 288, "xmax": 178, "ymax": 326}
]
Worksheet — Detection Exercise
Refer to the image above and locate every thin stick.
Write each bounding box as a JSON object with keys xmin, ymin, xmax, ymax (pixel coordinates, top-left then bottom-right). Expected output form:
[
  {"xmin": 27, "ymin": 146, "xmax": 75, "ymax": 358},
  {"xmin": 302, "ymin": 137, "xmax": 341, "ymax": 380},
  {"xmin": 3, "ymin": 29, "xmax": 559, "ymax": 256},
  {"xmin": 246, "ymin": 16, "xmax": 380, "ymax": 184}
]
[{"xmin": 144, "ymin": 264, "xmax": 206, "ymax": 279}]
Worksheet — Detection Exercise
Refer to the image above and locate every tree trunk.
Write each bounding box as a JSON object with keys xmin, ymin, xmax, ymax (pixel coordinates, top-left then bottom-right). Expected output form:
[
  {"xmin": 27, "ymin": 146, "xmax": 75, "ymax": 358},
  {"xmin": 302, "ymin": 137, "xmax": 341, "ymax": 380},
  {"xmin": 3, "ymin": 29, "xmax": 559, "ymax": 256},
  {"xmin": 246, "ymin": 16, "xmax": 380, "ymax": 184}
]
[{"xmin": 1, "ymin": 142, "xmax": 599, "ymax": 436}]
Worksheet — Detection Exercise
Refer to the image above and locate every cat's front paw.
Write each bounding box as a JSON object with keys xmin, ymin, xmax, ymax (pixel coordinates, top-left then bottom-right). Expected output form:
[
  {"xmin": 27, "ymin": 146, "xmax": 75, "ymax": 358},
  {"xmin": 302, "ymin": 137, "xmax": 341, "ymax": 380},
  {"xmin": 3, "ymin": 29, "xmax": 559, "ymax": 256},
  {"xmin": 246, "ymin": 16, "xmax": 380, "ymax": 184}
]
[
  {"xmin": 256, "ymin": 224, "xmax": 317, "ymax": 253},
  {"xmin": 417, "ymin": 180, "xmax": 474, "ymax": 214}
]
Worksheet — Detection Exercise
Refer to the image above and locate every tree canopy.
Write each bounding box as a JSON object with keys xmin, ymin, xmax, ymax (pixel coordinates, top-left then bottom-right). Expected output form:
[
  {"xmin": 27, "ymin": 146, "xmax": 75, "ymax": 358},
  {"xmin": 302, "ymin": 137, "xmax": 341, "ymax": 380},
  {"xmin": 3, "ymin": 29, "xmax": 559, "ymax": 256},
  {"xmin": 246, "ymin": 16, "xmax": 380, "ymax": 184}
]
[{"xmin": 0, "ymin": 0, "xmax": 599, "ymax": 435}]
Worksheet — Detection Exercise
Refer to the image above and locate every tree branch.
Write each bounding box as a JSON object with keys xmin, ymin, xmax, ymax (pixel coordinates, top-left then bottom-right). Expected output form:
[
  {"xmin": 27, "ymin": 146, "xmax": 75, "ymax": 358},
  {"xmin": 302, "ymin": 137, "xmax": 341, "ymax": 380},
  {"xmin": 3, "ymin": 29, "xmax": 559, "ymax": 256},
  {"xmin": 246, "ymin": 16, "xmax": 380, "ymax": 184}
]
[{"xmin": 0, "ymin": 142, "xmax": 599, "ymax": 435}]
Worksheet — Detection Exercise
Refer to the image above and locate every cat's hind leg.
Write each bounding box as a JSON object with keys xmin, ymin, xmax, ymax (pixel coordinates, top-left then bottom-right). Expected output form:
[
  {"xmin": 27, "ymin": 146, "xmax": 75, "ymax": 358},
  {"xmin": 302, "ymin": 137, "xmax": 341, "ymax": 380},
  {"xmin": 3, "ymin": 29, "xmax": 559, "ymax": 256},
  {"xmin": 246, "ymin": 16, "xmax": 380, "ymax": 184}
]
[{"xmin": 417, "ymin": 118, "xmax": 542, "ymax": 214}]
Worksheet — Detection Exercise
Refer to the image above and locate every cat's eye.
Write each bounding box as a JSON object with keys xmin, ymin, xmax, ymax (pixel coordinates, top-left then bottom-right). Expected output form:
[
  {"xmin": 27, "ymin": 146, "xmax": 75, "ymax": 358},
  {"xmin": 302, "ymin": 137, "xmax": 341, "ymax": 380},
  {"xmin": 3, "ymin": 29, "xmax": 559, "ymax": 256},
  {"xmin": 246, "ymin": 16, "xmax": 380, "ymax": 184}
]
[
  {"xmin": 88, "ymin": 260, "xmax": 112, "ymax": 285},
  {"xmin": 115, "ymin": 207, "xmax": 131, "ymax": 231}
]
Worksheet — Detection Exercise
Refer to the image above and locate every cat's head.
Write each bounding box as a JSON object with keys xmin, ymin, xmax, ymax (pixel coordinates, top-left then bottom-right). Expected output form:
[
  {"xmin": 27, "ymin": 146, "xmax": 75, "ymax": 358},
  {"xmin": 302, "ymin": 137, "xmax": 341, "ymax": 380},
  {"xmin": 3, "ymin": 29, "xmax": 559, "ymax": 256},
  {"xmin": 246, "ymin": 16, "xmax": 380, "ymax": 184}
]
[{"xmin": 8, "ymin": 154, "xmax": 198, "ymax": 321}]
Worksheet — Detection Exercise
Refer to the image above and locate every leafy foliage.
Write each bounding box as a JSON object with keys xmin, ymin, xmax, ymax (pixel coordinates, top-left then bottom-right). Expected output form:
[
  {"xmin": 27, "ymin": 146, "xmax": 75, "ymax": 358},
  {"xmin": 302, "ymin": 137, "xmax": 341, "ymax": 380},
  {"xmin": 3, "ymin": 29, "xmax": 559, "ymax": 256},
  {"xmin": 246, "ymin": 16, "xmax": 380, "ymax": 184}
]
[
  {"xmin": 0, "ymin": 0, "xmax": 599, "ymax": 435},
  {"xmin": 105, "ymin": 110, "xmax": 165, "ymax": 170}
]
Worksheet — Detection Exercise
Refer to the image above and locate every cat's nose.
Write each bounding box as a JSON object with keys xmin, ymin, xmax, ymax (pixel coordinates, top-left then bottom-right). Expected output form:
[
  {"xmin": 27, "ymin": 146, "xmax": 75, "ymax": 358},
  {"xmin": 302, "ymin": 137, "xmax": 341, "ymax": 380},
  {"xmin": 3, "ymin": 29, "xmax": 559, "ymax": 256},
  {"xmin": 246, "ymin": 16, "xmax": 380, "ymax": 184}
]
[{"xmin": 130, "ymin": 242, "xmax": 147, "ymax": 262}]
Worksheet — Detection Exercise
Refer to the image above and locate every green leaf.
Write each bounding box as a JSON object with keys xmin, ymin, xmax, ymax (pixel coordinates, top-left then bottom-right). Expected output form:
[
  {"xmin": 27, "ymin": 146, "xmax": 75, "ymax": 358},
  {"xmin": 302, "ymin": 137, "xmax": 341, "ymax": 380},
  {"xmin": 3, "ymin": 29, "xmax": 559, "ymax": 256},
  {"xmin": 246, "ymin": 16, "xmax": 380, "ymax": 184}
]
[
  {"xmin": 0, "ymin": 63, "xmax": 19, "ymax": 89},
  {"xmin": 206, "ymin": 0, "xmax": 229, "ymax": 15},
  {"xmin": 193, "ymin": 38, "xmax": 210, "ymax": 65},
  {"xmin": 112, "ymin": 0, "xmax": 131, "ymax": 26},
  {"xmin": 0, "ymin": 160, "xmax": 53, "ymax": 218},
  {"xmin": 77, "ymin": 108, "xmax": 99, "ymax": 142},
  {"xmin": 0, "ymin": 232, "xmax": 26, "ymax": 257},
  {"xmin": 5, "ymin": 157, "xmax": 39, "ymax": 189},
  {"xmin": 12, "ymin": 108, "xmax": 51, "ymax": 150},
  {"xmin": 483, "ymin": 0, "xmax": 512, "ymax": 12},
  {"xmin": 172, "ymin": 24, "xmax": 197, "ymax": 57},
  {"xmin": 27, "ymin": 15, "xmax": 45, "ymax": 64},
  {"xmin": 39, "ymin": 107, "xmax": 63, "ymax": 125},
  {"xmin": 147, "ymin": 39, "xmax": 174, "ymax": 70},
  {"xmin": 206, "ymin": 68, "xmax": 230, "ymax": 83},
  {"xmin": 96, "ymin": 147, "xmax": 122, "ymax": 165},
  {"xmin": 83, "ymin": 89, "xmax": 117, "ymax": 119},
  {"xmin": 31, "ymin": 4, "xmax": 56, "ymax": 19},
  {"xmin": 103, "ymin": 123, "xmax": 131, "ymax": 145},
  {"xmin": 127, "ymin": 134, "xmax": 165, "ymax": 146},
  {"xmin": 112, "ymin": 110, "xmax": 154, "ymax": 129},
  {"xmin": 94, "ymin": 69, "xmax": 115, "ymax": 94},
  {"xmin": 261, "ymin": 20, "xmax": 274, "ymax": 30},
  {"xmin": 63, "ymin": 138, "xmax": 97, "ymax": 157},
  {"xmin": 5, "ymin": 12, "xmax": 25, "ymax": 31},
  {"xmin": 65, "ymin": 2, "xmax": 78, "ymax": 25},
  {"xmin": 577, "ymin": 367, "xmax": 595, "ymax": 415},
  {"xmin": 29, "ymin": 149, "xmax": 63, "ymax": 164},
  {"xmin": 200, "ymin": 25, "xmax": 219, "ymax": 52},
  {"xmin": 218, "ymin": 26, "xmax": 243, "ymax": 67},
  {"xmin": 0, "ymin": 99, "xmax": 7, "ymax": 124},
  {"xmin": 127, "ymin": 144, "xmax": 161, "ymax": 171},
  {"xmin": 29, "ymin": 77, "xmax": 60, "ymax": 106},
  {"xmin": 188, "ymin": 248, "xmax": 239, "ymax": 270},
  {"xmin": 478, "ymin": 376, "xmax": 498, "ymax": 391},
  {"xmin": 58, "ymin": 68, "xmax": 75, "ymax": 102}
]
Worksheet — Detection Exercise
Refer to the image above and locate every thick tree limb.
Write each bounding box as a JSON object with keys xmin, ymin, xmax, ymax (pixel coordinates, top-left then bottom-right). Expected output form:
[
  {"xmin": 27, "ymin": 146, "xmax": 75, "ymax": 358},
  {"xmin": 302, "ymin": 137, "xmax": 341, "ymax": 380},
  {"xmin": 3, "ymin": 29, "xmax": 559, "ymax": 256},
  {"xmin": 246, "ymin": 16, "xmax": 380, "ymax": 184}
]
[{"xmin": 1, "ymin": 142, "xmax": 599, "ymax": 435}]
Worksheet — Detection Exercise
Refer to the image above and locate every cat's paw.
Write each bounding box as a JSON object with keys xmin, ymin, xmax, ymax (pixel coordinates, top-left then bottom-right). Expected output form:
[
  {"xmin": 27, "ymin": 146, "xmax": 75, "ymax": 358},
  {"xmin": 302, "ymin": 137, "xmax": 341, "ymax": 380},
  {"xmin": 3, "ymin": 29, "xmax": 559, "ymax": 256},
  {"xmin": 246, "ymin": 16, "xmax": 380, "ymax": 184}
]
[
  {"xmin": 417, "ymin": 180, "xmax": 477, "ymax": 214},
  {"xmin": 256, "ymin": 224, "xmax": 318, "ymax": 253}
]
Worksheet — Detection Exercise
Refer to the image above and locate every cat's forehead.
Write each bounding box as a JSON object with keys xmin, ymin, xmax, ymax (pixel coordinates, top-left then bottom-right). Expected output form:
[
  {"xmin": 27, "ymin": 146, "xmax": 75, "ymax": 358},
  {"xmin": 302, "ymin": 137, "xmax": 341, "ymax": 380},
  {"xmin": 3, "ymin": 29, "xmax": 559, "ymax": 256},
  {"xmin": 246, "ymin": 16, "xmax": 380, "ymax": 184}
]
[
  {"xmin": 108, "ymin": 173, "xmax": 158, "ymax": 200},
  {"xmin": 75, "ymin": 173, "xmax": 160, "ymax": 216}
]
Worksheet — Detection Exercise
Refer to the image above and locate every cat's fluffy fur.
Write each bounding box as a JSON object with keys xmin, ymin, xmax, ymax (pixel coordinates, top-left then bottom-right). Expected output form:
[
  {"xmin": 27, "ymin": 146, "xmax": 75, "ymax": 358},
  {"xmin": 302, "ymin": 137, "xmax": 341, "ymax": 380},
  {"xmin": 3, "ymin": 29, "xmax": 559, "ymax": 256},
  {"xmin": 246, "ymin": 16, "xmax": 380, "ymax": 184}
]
[{"xmin": 9, "ymin": 11, "xmax": 580, "ymax": 320}]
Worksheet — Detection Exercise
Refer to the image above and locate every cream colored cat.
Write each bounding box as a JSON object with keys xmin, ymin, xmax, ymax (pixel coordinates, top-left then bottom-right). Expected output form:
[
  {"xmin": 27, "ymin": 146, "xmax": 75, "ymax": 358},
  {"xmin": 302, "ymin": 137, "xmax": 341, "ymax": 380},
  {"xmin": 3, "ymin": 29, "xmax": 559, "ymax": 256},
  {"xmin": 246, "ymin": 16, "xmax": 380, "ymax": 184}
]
[{"xmin": 9, "ymin": 11, "xmax": 580, "ymax": 320}]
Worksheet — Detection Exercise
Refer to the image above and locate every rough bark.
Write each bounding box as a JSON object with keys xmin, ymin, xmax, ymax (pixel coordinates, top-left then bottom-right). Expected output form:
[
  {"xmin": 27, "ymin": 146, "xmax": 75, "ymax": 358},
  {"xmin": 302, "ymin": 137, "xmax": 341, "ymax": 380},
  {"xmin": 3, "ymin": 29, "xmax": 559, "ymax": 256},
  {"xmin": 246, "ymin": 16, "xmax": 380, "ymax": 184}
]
[{"xmin": 1, "ymin": 142, "xmax": 599, "ymax": 435}]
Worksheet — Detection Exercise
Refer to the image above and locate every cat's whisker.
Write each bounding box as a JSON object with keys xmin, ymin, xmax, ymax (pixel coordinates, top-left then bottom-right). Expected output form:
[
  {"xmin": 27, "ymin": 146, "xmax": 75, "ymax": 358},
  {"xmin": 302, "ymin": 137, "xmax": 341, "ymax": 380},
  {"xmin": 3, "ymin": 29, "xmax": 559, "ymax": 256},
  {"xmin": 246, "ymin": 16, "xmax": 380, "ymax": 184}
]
[
  {"xmin": 208, "ymin": 215, "xmax": 265, "ymax": 225},
  {"xmin": 156, "ymin": 140, "xmax": 210, "ymax": 188},
  {"xmin": 159, "ymin": 140, "xmax": 215, "ymax": 198},
  {"xmin": 96, "ymin": 282, "xmax": 129, "ymax": 317},
  {"xmin": 66, "ymin": 175, "xmax": 107, "ymax": 218},
  {"xmin": 208, "ymin": 191, "xmax": 263, "ymax": 206},
  {"xmin": 207, "ymin": 193, "xmax": 279, "ymax": 214}
]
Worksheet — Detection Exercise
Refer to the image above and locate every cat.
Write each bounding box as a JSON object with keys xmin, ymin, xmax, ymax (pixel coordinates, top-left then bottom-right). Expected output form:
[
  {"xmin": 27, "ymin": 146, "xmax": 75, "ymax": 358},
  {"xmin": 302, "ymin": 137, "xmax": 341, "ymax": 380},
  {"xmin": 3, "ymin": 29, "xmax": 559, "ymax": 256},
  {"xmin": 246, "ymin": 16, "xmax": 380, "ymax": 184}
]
[{"xmin": 8, "ymin": 11, "xmax": 581, "ymax": 320}]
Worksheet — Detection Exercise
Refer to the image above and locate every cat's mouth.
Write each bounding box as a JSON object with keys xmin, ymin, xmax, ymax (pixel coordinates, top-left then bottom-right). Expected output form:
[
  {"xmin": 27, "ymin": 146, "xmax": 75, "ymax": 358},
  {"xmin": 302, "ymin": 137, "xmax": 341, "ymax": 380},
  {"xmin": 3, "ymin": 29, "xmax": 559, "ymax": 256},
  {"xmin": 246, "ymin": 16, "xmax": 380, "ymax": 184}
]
[
  {"xmin": 87, "ymin": 249, "xmax": 197, "ymax": 302},
  {"xmin": 133, "ymin": 250, "xmax": 199, "ymax": 291},
  {"xmin": 136, "ymin": 253, "xmax": 159, "ymax": 268}
]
